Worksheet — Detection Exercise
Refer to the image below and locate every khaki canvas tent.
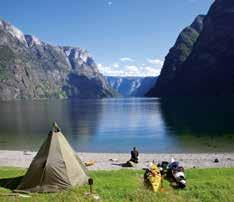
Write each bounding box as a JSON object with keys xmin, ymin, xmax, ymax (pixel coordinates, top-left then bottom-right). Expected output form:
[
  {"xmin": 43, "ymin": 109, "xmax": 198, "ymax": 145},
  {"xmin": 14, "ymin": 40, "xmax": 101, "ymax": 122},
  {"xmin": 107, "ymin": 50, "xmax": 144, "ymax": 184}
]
[{"xmin": 16, "ymin": 123, "xmax": 89, "ymax": 193}]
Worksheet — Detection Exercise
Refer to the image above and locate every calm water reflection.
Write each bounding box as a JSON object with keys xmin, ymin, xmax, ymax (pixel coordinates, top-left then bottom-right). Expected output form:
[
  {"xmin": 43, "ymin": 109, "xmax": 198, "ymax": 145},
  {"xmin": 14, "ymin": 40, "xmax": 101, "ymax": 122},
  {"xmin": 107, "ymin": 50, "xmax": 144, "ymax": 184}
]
[{"xmin": 0, "ymin": 98, "xmax": 233, "ymax": 153}]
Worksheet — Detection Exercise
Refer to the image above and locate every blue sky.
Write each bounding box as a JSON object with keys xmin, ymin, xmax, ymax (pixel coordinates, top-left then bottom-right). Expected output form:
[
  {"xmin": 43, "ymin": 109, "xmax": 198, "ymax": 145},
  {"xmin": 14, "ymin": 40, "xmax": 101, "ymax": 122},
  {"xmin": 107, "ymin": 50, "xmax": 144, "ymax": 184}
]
[{"xmin": 1, "ymin": 0, "xmax": 213, "ymax": 76}]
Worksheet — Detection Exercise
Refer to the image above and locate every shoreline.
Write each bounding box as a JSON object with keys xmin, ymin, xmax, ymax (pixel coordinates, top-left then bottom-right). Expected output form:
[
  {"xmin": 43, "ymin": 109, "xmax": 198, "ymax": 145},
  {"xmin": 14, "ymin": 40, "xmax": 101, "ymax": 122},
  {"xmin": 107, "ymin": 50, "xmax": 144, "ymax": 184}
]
[{"xmin": 0, "ymin": 150, "xmax": 233, "ymax": 170}]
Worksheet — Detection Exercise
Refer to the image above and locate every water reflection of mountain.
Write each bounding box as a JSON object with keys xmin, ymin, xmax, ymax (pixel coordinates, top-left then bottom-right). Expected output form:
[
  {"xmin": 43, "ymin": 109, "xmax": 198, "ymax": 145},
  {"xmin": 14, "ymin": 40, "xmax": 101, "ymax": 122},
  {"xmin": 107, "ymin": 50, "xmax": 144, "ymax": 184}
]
[
  {"xmin": 1, "ymin": 98, "xmax": 234, "ymax": 153},
  {"xmin": 158, "ymin": 98, "xmax": 234, "ymax": 152},
  {"xmin": 64, "ymin": 99, "xmax": 102, "ymax": 151},
  {"xmin": 0, "ymin": 100, "xmax": 55, "ymax": 150},
  {"xmin": 0, "ymin": 100, "xmax": 102, "ymax": 151},
  {"xmin": 159, "ymin": 98, "xmax": 234, "ymax": 135}
]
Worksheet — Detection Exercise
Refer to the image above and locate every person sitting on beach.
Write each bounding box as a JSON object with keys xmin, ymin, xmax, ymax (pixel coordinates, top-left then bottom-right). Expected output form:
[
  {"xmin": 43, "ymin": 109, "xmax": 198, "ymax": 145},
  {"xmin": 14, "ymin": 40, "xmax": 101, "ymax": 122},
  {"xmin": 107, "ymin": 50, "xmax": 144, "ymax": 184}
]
[{"xmin": 130, "ymin": 147, "xmax": 139, "ymax": 163}]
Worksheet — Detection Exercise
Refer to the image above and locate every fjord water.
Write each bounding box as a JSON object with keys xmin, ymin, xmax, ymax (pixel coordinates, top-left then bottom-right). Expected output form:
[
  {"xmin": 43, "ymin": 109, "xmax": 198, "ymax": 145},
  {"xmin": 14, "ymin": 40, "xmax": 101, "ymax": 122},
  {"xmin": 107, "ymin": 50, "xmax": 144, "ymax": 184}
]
[{"xmin": 0, "ymin": 98, "xmax": 233, "ymax": 153}]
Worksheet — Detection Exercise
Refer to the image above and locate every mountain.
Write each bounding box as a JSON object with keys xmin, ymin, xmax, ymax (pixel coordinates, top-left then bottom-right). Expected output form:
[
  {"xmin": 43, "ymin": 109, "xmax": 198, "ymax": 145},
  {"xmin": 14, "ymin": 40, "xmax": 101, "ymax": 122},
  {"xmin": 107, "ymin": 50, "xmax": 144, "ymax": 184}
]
[
  {"xmin": 148, "ymin": 0, "xmax": 234, "ymax": 96},
  {"xmin": 147, "ymin": 14, "xmax": 205, "ymax": 96},
  {"xmin": 106, "ymin": 76, "xmax": 157, "ymax": 97},
  {"xmin": 0, "ymin": 18, "xmax": 116, "ymax": 101}
]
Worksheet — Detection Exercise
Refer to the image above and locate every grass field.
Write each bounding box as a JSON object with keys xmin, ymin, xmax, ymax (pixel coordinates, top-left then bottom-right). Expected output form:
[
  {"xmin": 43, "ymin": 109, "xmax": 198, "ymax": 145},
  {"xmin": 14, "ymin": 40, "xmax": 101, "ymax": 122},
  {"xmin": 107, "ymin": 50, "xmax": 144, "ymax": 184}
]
[{"xmin": 0, "ymin": 167, "xmax": 233, "ymax": 202}]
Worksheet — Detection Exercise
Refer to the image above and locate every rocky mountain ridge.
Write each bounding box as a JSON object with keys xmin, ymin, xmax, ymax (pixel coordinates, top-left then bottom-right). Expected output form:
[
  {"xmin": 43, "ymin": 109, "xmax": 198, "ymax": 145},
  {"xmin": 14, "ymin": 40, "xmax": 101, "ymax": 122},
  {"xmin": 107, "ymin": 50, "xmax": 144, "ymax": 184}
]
[
  {"xmin": 107, "ymin": 76, "xmax": 157, "ymax": 97},
  {"xmin": 148, "ymin": 0, "xmax": 234, "ymax": 96},
  {"xmin": 147, "ymin": 14, "xmax": 205, "ymax": 96},
  {"xmin": 0, "ymin": 18, "xmax": 116, "ymax": 100}
]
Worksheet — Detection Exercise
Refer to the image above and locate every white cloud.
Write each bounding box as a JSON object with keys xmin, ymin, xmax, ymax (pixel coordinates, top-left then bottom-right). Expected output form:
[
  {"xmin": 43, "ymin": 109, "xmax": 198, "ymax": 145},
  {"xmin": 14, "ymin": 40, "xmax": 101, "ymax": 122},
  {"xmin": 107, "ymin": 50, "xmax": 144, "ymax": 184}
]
[
  {"xmin": 125, "ymin": 65, "xmax": 139, "ymax": 76},
  {"xmin": 107, "ymin": 1, "xmax": 113, "ymax": 6},
  {"xmin": 113, "ymin": 63, "xmax": 119, "ymax": 68},
  {"xmin": 98, "ymin": 56, "xmax": 164, "ymax": 77},
  {"xmin": 120, "ymin": 57, "xmax": 135, "ymax": 62},
  {"xmin": 147, "ymin": 58, "xmax": 164, "ymax": 67},
  {"xmin": 98, "ymin": 63, "xmax": 161, "ymax": 77},
  {"xmin": 144, "ymin": 66, "xmax": 161, "ymax": 76},
  {"xmin": 125, "ymin": 65, "xmax": 138, "ymax": 71},
  {"xmin": 98, "ymin": 63, "xmax": 124, "ymax": 76}
]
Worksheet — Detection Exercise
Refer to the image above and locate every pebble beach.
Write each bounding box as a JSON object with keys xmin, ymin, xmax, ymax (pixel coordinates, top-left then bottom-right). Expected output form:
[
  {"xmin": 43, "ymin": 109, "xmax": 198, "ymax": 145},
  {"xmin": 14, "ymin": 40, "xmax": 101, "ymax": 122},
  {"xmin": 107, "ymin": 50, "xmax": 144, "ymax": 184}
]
[{"xmin": 0, "ymin": 150, "xmax": 233, "ymax": 170}]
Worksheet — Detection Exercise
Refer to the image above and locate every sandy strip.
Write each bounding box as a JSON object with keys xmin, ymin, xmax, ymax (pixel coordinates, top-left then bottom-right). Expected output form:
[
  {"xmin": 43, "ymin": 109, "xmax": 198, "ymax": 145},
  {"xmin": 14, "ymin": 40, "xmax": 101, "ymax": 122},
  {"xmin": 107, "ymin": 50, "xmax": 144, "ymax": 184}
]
[{"xmin": 0, "ymin": 150, "xmax": 233, "ymax": 170}]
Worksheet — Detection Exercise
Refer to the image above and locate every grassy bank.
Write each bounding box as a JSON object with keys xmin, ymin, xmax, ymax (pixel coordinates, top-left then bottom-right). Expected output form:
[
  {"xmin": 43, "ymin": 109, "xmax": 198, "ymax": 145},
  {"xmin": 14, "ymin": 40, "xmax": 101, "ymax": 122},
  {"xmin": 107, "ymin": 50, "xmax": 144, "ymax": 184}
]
[{"xmin": 0, "ymin": 167, "xmax": 233, "ymax": 202}]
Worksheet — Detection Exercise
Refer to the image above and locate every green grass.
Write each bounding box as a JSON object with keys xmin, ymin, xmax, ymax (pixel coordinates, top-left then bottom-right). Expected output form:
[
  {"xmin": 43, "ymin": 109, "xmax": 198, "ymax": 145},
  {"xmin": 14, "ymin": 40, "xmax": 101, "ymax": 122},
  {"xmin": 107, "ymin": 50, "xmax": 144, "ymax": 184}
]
[{"xmin": 0, "ymin": 167, "xmax": 234, "ymax": 202}]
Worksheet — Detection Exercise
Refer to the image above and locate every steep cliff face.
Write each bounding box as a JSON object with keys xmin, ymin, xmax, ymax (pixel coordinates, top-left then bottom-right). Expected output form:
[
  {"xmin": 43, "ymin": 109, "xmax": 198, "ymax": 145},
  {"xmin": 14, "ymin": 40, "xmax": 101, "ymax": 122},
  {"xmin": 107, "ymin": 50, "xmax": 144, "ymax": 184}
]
[
  {"xmin": 172, "ymin": 0, "xmax": 234, "ymax": 96},
  {"xmin": 135, "ymin": 77, "xmax": 157, "ymax": 96},
  {"xmin": 148, "ymin": 0, "xmax": 234, "ymax": 96},
  {"xmin": 106, "ymin": 76, "xmax": 157, "ymax": 97},
  {"xmin": 147, "ymin": 15, "xmax": 205, "ymax": 96},
  {"xmin": 0, "ymin": 19, "xmax": 116, "ymax": 100}
]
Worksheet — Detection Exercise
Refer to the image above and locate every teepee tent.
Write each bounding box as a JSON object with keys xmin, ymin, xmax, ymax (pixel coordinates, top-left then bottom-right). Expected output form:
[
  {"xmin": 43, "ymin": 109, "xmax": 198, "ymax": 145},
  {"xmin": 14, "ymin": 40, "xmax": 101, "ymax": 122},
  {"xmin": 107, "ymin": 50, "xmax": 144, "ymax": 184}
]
[{"xmin": 16, "ymin": 123, "xmax": 89, "ymax": 193}]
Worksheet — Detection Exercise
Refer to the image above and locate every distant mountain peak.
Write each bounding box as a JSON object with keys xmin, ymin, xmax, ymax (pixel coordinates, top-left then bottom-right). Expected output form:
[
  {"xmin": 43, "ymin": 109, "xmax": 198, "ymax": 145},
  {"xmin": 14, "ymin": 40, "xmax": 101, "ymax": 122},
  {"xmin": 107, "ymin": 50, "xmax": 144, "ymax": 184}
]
[
  {"xmin": 107, "ymin": 76, "xmax": 157, "ymax": 97},
  {"xmin": 0, "ymin": 17, "xmax": 116, "ymax": 100},
  {"xmin": 0, "ymin": 18, "xmax": 27, "ymax": 46},
  {"xmin": 62, "ymin": 46, "xmax": 89, "ymax": 63},
  {"xmin": 148, "ymin": 0, "xmax": 234, "ymax": 96}
]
